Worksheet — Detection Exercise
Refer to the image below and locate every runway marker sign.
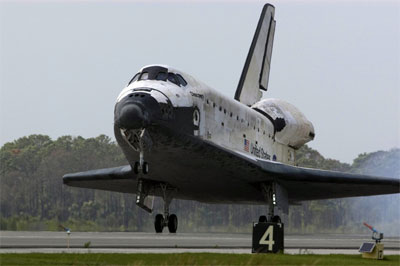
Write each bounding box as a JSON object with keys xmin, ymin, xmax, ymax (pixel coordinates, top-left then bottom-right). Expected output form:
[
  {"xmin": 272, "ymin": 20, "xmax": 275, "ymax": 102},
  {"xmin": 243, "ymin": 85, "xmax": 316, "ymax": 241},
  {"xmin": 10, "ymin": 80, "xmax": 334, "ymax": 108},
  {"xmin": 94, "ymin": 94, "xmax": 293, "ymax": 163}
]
[
  {"xmin": 252, "ymin": 222, "xmax": 284, "ymax": 253},
  {"xmin": 259, "ymin": 225, "xmax": 275, "ymax": 251}
]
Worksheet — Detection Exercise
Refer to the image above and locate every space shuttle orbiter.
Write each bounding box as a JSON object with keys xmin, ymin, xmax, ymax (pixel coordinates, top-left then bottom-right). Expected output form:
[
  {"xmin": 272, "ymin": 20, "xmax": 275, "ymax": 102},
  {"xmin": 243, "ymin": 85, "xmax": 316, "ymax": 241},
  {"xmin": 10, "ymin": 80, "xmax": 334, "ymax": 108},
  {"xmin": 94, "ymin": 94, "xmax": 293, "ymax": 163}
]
[{"xmin": 64, "ymin": 4, "xmax": 399, "ymax": 234}]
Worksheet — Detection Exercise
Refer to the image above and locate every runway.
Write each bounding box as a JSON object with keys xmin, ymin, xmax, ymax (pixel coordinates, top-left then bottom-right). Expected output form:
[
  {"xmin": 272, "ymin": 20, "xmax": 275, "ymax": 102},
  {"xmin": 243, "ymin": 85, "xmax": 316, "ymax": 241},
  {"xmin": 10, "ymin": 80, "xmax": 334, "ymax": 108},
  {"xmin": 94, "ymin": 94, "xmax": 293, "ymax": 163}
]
[{"xmin": 1, "ymin": 231, "xmax": 399, "ymax": 254}]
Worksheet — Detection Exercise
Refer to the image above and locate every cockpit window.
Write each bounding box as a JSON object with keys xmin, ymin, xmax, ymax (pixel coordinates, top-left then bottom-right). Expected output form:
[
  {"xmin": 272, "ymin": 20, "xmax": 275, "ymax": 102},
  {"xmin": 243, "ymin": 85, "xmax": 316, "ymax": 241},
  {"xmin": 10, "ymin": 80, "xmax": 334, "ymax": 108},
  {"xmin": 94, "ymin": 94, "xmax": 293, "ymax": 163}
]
[
  {"xmin": 167, "ymin": 73, "xmax": 179, "ymax": 85},
  {"xmin": 139, "ymin": 72, "xmax": 149, "ymax": 80},
  {"xmin": 128, "ymin": 66, "xmax": 188, "ymax": 87},
  {"xmin": 156, "ymin": 72, "xmax": 168, "ymax": 81},
  {"xmin": 128, "ymin": 73, "xmax": 140, "ymax": 85},
  {"xmin": 176, "ymin": 74, "xmax": 187, "ymax": 86}
]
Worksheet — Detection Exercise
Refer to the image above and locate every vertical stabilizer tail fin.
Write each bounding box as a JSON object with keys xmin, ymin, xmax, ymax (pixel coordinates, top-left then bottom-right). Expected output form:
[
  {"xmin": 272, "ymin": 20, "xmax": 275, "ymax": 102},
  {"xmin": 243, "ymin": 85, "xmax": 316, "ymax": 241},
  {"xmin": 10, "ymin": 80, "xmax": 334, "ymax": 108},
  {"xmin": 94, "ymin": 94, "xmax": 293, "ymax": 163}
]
[{"xmin": 235, "ymin": 4, "xmax": 276, "ymax": 106}]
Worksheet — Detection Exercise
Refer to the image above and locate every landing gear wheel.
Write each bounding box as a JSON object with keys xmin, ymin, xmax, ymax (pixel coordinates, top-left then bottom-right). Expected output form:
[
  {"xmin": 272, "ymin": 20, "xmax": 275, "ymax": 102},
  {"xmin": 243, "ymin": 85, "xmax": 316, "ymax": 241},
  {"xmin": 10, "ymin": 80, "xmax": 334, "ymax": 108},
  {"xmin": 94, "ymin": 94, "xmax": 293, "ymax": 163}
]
[
  {"xmin": 258, "ymin": 215, "xmax": 267, "ymax": 223},
  {"xmin": 271, "ymin": 215, "xmax": 281, "ymax": 223},
  {"xmin": 168, "ymin": 214, "xmax": 178, "ymax": 233},
  {"xmin": 142, "ymin": 162, "xmax": 149, "ymax": 174},
  {"xmin": 133, "ymin": 162, "xmax": 140, "ymax": 174},
  {"xmin": 154, "ymin": 214, "xmax": 164, "ymax": 233}
]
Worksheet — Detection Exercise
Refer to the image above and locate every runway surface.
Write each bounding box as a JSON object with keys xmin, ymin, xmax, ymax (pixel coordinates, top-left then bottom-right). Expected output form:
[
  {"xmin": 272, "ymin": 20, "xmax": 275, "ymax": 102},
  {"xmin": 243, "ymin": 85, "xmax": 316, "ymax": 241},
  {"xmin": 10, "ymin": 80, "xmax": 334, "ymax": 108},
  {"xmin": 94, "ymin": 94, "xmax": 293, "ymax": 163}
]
[{"xmin": 1, "ymin": 231, "xmax": 399, "ymax": 254}]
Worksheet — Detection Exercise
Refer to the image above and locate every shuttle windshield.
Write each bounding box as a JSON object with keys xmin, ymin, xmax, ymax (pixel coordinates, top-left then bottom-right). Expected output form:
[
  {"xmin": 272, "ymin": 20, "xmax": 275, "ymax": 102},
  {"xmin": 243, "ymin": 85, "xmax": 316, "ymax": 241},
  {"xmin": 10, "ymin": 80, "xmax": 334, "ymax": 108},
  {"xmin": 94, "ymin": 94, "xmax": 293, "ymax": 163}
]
[{"xmin": 128, "ymin": 66, "xmax": 187, "ymax": 87}]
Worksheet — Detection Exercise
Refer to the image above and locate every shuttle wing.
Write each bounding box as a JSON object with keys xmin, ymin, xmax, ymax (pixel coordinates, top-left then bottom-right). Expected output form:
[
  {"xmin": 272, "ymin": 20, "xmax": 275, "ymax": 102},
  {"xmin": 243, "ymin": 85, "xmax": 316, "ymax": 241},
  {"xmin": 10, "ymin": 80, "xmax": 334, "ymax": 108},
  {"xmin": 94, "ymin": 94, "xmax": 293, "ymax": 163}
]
[
  {"xmin": 62, "ymin": 143, "xmax": 399, "ymax": 204},
  {"xmin": 219, "ymin": 144, "xmax": 400, "ymax": 202},
  {"xmin": 235, "ymin": 4, "xmax": 276, "ymax": 106},
  {"xmin": 63, "ymin": 165, "xmax": 137, "ymax": 194},
  {"xmin": 255, "ymin": 158, "xmax": 400, "ymax": 201}
]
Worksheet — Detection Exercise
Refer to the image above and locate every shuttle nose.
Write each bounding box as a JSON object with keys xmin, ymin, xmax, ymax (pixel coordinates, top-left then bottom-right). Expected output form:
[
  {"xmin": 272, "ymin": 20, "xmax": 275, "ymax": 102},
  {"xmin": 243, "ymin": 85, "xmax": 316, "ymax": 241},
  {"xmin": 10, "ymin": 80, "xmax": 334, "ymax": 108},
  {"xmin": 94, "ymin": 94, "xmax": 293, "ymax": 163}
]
[
  {"xmin": 114, "ymin": 92, "xmax": 162, "ymax": 130},
  {"xmin": 116, "ymin": 103, "xmax": 147, "ymax": 129}
]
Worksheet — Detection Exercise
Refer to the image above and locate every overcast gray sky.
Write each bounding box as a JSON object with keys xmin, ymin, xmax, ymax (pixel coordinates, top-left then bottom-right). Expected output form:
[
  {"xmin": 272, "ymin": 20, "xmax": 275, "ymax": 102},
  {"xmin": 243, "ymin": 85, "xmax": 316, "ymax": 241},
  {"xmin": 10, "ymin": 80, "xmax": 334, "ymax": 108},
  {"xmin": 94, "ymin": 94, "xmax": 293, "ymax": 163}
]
[{"xmin": 1, "ymin": 0, "xmax": 399, "ymax": 163}]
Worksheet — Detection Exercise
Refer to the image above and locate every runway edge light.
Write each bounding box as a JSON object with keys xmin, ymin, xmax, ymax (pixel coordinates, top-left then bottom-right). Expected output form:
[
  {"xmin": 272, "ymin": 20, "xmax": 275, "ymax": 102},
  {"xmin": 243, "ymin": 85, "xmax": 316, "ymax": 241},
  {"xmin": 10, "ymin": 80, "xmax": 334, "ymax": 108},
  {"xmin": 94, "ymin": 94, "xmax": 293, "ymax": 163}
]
[{"xmin": 59, "ymin": 224, "xmax": 71, "ymax": 249}]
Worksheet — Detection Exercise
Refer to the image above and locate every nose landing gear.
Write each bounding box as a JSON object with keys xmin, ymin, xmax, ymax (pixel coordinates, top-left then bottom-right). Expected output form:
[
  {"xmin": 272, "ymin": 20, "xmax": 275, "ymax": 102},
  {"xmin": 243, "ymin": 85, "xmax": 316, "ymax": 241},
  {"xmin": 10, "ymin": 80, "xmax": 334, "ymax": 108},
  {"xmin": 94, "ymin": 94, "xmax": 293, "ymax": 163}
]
[
  {"xmin": 133, "ymin": 151, "xmax": 149, "ymax": 175},
  {"xmin": 124, "ymin": 128, "xmax": 151, "ymax": 175}
]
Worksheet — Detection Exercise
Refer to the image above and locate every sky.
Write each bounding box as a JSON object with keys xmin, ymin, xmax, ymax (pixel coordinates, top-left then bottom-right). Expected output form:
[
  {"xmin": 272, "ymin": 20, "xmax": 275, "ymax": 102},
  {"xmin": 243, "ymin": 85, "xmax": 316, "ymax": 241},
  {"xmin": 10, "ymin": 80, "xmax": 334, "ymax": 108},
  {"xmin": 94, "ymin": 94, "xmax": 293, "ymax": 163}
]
[{"xmin": 0, "ymin": 0, "xmax": 399, "ymax": 163}]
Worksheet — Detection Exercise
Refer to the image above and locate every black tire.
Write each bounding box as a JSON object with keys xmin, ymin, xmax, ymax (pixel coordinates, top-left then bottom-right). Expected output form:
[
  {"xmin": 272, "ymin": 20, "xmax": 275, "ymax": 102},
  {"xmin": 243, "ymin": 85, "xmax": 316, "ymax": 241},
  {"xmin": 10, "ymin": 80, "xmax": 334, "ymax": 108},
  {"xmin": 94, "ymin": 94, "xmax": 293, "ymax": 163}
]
[
  {"xmin": 154, "ymin": 214, "xmax": 164, "ymax": 233},
  {"xmin": 258, "ymin": 215, "xmax": 267, "ymax": 223},
  {"xmin": 168, "ymin": 214, "xmax": 178, "ymax": 233},
  {"xmin": 133, "ymin": 162, "xmax": 140, "ymax": 174},
  {"xmin": 271, "ymin": 215, "xmax": 281, "ymax": 223},
  {"xmin": 142, "ymin": 162, "xmax": 149, "ymax": 174}
]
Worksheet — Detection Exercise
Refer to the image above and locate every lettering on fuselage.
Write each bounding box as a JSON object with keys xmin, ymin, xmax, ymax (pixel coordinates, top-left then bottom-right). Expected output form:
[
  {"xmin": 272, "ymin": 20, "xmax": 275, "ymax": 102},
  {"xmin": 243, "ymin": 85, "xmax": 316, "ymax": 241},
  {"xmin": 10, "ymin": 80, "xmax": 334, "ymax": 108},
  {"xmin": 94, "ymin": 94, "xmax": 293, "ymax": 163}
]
[
  {"xmin": 251, "ymin": 143, "xmax": 271, "ymax": 160},
  {"xmin": 190, "ymin": 92, "xmax": 204, "ymax": 100}
]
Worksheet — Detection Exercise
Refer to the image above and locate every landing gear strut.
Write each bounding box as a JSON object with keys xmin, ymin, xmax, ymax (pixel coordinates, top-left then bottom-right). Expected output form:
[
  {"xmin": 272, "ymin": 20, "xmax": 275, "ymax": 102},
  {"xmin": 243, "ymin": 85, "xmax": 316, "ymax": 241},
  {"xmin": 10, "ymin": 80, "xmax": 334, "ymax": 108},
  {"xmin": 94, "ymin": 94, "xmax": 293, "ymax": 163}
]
[
  {"xmin": 127, "ymin": 129, "xmax": 151, "ymax": 175},
  {"xmin": 154, "ymin": 183, "xmax": 178, "ymax": 233},
  {"xmin": 258, "ymin": 183, "xmax": 281, "ymax": 223}
]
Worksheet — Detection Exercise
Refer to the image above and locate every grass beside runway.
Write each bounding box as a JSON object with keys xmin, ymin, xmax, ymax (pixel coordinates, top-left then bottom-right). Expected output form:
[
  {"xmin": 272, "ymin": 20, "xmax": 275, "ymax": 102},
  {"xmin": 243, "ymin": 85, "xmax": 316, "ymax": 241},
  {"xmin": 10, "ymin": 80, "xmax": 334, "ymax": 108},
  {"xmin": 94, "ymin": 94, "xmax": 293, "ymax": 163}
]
[{"xmin": 1, "ymin": 253, "xmax": 400, "ymax": 266}]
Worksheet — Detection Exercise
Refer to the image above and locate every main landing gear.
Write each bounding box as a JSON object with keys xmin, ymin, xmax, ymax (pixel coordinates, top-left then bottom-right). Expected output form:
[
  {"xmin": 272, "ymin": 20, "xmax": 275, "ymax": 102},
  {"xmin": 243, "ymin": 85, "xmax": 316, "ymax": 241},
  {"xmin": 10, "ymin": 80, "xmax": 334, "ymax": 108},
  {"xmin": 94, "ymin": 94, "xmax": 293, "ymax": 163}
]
[
  {"xmin": 154, "ymin": 184, "xmax": 178, "ymax": 233},
  {"xmin": 258, "ymin": 183, "xmax": 282, "ymax": 224},
  {"xmin": 136, "ymin": 180, "xmax": 178, "ymax": 233},
  {"xmin": 258, "ymin": 215, "xmax": 281, "ymax": 223},
  {"xmin": 155, "ymin": 214, "xmax": 178, "ymax": 233}
]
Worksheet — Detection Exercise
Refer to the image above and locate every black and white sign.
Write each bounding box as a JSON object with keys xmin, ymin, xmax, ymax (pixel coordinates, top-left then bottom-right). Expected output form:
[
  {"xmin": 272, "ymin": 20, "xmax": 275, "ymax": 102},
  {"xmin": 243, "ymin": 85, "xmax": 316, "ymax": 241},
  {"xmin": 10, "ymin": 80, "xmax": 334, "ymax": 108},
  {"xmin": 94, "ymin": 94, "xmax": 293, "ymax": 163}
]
[{"xmin": 252, "ymin": 222, "xmax": 284, "ymax": 253}]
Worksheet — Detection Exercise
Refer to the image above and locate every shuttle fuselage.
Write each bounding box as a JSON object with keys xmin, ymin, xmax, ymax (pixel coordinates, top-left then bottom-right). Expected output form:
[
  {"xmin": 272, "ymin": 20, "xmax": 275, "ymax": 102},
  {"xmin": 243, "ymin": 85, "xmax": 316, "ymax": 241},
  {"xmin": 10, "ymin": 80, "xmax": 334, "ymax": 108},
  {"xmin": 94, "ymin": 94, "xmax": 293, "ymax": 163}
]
[{"xmin": 113, "ymin": 65, "xmax": 314, "ymax": 203}]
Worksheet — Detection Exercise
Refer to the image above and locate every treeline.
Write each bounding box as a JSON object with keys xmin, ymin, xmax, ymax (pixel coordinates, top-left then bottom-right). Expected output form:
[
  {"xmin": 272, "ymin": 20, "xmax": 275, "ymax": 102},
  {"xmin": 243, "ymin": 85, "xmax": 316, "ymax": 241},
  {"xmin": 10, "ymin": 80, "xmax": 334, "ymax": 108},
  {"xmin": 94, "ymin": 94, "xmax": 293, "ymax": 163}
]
[{"xmin": 0, "ymin": 135, "xmax": 399, "ymax": 235}]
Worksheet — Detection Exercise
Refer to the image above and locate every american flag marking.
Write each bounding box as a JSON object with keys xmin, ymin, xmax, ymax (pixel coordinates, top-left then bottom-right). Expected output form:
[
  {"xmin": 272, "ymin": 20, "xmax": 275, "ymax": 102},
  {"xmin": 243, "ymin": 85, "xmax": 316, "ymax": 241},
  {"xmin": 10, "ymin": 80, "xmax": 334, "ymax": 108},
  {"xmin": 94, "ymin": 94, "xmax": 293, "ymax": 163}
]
[{"xmin": 244, "ymin": 139, "xmax": 250, "ymax": 152}]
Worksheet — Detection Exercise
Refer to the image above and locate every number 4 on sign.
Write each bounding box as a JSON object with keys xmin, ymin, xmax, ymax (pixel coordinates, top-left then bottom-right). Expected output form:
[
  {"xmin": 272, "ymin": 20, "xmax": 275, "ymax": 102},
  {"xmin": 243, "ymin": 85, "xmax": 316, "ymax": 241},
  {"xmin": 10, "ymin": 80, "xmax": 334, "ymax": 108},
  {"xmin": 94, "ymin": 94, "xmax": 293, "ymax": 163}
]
[{"xmin": 259, "ymin": 225, "xmax": 275, "ymax": 251}]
